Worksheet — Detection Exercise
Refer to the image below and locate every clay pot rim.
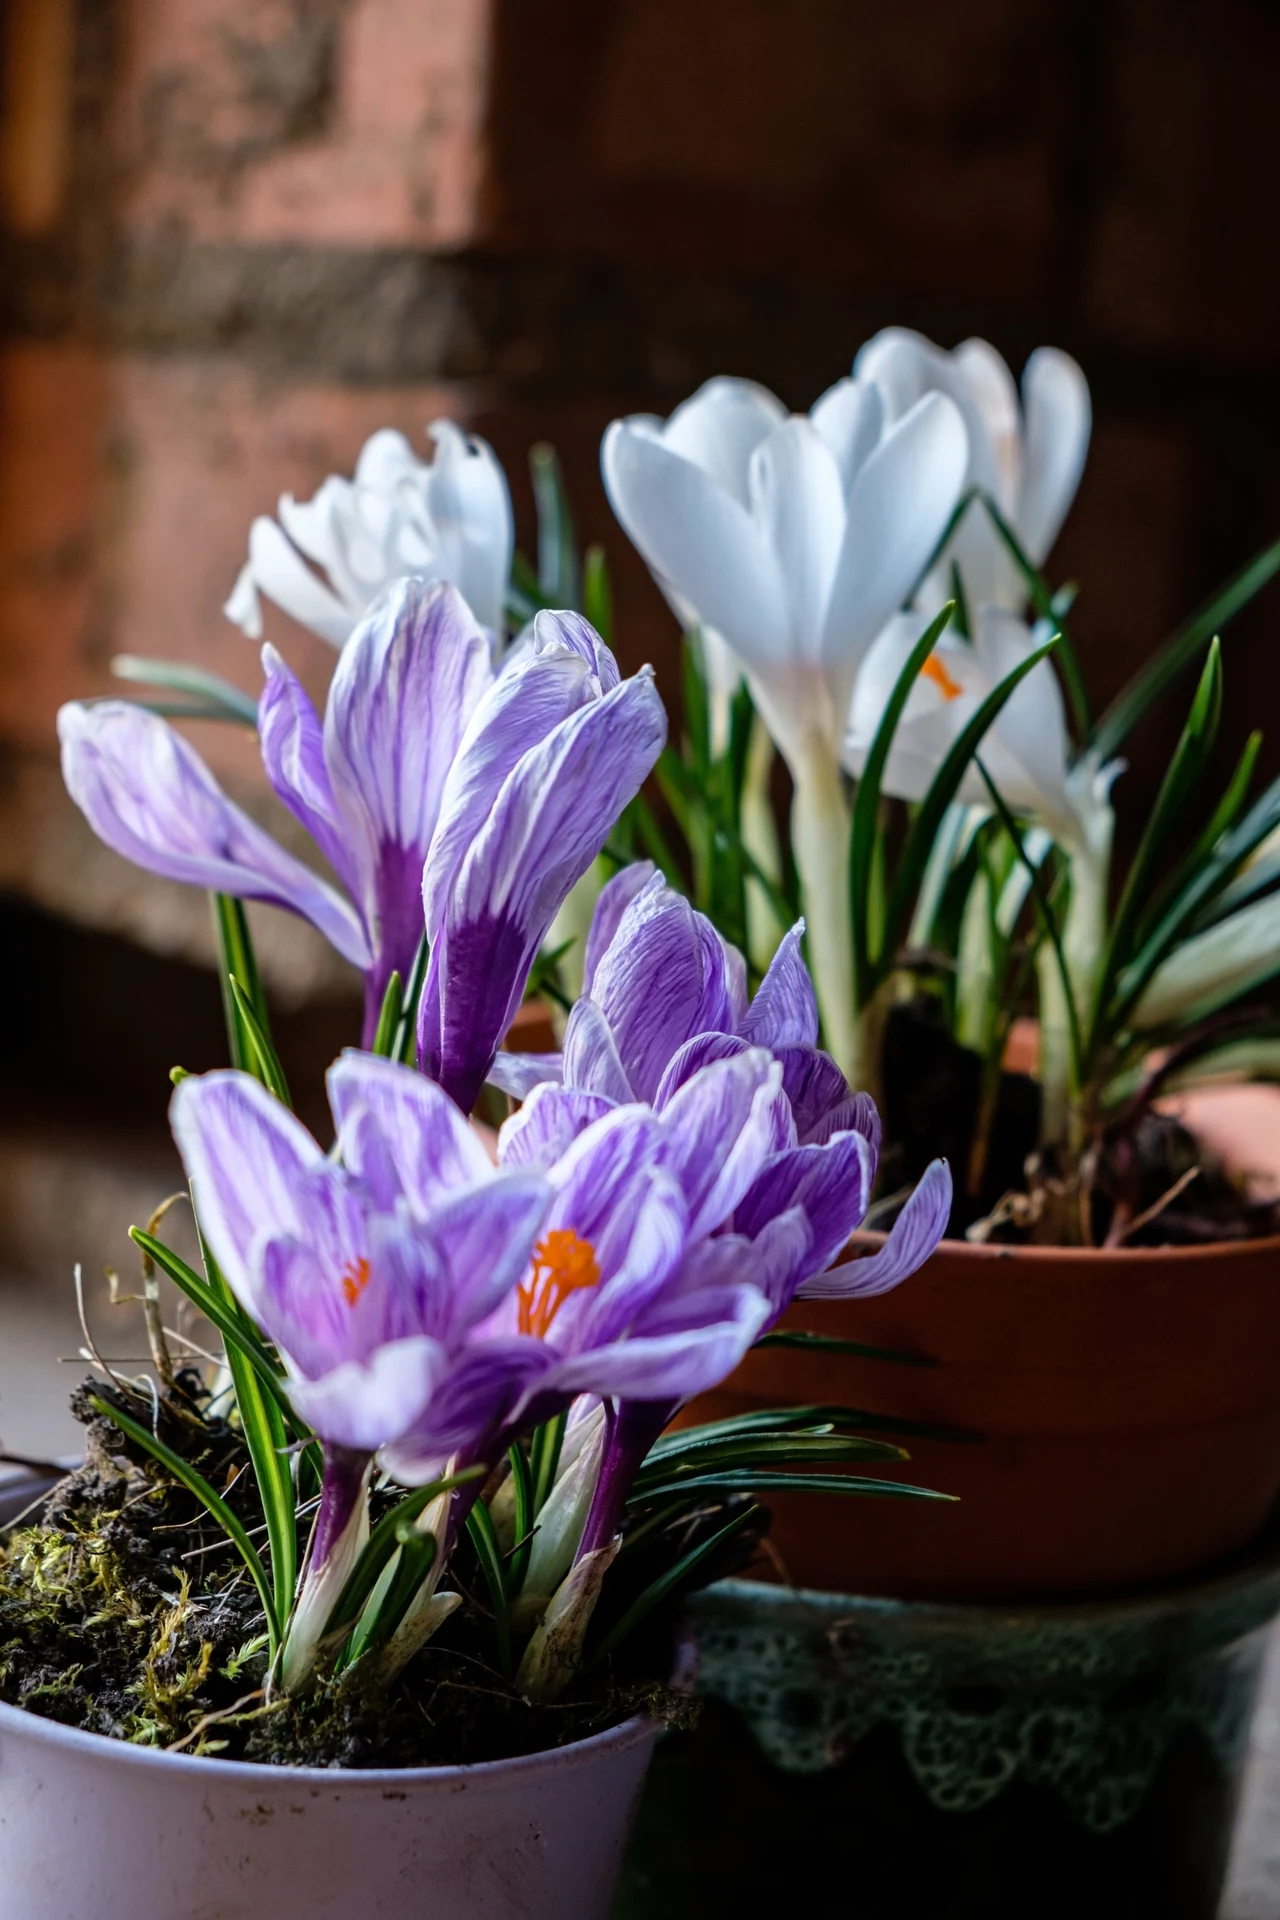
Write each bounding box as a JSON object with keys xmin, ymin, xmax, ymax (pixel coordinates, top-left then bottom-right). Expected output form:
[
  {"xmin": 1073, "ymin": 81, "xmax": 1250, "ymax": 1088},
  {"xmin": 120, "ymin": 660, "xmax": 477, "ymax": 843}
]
[
  {"xmin": 0, "ymin": 1692, "xmax": 656, "ymax": 1786},
  {"xmin": 848, "ymin": 1227, "xmax": 1280, "ymax": 1268}
]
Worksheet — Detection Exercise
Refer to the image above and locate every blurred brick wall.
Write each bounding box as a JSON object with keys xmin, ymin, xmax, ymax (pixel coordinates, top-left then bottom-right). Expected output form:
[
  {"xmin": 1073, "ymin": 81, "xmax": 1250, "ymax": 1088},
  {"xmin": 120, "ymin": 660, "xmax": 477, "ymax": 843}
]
[{"xmin": 1, "ymin": 0, "xmax": 1279, "ymax": 992}]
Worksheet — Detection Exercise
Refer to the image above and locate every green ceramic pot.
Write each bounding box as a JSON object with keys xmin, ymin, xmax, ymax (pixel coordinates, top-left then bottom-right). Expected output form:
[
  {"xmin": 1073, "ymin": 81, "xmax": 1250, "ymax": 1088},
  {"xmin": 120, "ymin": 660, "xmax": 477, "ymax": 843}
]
[{"xmin": 616, "ymin": 1537, "xmax": 1280, "ymax": 1920}]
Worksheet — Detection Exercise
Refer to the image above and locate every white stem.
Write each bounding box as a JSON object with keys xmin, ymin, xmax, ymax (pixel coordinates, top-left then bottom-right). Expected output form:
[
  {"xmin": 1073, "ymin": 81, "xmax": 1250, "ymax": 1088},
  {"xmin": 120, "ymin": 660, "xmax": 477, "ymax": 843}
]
[
  {"xmin": 791, "ymin": 743, "xmax": 857, "ymax": 1084},
  {"xmin": 1037, "ymin": 834, "xmax": 1111, "ymax": 1153},
  {"xmin": 741, "ymin": 714, "xmax": 786, "ymax": 973},
  {"xmin": 281, "ymin": 1472, "xmax": 370, "ymax": 1694},
  {"xmin": 955, "ymin": 869, "xmax": 995, "ymax": 1055}
]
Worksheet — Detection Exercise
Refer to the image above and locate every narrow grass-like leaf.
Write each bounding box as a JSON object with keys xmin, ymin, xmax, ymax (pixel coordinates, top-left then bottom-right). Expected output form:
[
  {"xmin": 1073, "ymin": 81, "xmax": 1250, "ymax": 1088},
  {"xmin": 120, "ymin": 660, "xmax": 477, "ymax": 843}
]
[
  {"xmin": 228, "ymin": 976, "xmax": 292, "ymax": 1105},
  {"xmin": 1093, "ymin": 534, "xmax": 1280, "ymax": 761},
  {"xmin": 979, "ymin": 494, "xmax": 1091, "ymax": 741},
  {"xmin": 506, "ymin": 1443, "xmax": 535, "ymax": 1596},
  {"xmin": 906, "ymin": 484, "xmax": 978, "ymax": 604},
  {"xmin": 850, "ymin": 602, "xmax": 954, "ymax": 986},
  {"xmin": 394, "ymin": 935, "xmax": 429, "ymax": 1066},
  {"xmin": 93, "ymin": 1396, "xmax": 280, "ymax": 1652},
  {"xmin": 632, "ymin": 1470, "xmax": 953, "ymax": 1502},
  {"xmin": 370, "ymin": 971, "xmax": 403, "ymax": 1058},
  {"xmin": 1088, "ymin": 639, "xmax": 1222, "ymax": 1056},
  {"xmin": 531, "ymin": 444, "xmax": 579, "ymax": 608},
  {"xmin": 974, "ymin": 760, "xmax": 1082, "ymax": 1084},
  {"xmin": 630, "ymin": 1433, "xmax": 908, "ymax": 1491},
  {"xmin": 466, "ymin": 1498, "xmax": 513, "ymax": 1676},
  {"xmin": 326, "ymin": 1467, "xmax": 485, "ymax": 1637},
  {"xmin": 582, "ymin": 544, "xmax": 613, "ymax": 645},
  {"xmin": 127, "ymin": 1226, "xmax": 294, "ymax": 1418},
  {"xmin": 587, "ymin": 1506, "xmax": 760, "ymax": 1669},
  {"xmin": 222, "ymin": 1336, "xmax": 296, "ymax": 1623},
  {"xmin": 879, "ymin": 642, "xmax": 1059, "ymax": 994},
  {"xmin": 111, "ymin": 656, "xmax": 260, "ymax": 725},
  {"xmin": 529, "ymin": 1412, "xmax": 567, "ymax": 1517}
]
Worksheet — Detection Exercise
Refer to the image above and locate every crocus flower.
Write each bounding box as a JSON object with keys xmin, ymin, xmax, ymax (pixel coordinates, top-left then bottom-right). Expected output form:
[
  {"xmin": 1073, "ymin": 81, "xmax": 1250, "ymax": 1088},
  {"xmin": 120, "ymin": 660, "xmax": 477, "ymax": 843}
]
[
  {"xmin": 60, "ymin": 585, "xmax": 665, "ymax": 1077},
  {"xmin": 855, "ymin": 328, "xmax": 1091, "ymax": 617},
  {"xmin": 602, "ymin": 375, "xmax": 967, "ymax": 1078},
  {"xmin": 170, "ymin": 1052, "xmax": 553, "ymax": 1685},
  {"xmin": 225, "ymin": 422, "xmax": 514, "ymax": 646}
]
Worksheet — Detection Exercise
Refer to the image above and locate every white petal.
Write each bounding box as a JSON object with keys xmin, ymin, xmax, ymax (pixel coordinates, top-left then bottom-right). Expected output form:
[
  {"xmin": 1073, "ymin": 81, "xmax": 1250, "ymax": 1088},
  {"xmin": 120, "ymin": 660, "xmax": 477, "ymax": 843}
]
[
  {"xmin": 601, "ymin": 421, "xmax": 789, "ymax": 667},
  {"xmin": 821, "ymin": 393, "xmax": 968, "ymax": 723},
  {"xmin": 747, "ymin": 417, "xmax": 846, "ymax": 662},
  {"xmin": 809, "ymin": 377, "xmax": 884, "ymax": 496},
  {"xmin": 953, "ymin": 338, "xmax": 1021, "ymax": 510},
  {"xmin": 659, "ymin": 377, "xmax": 788, "ymax": 505},
  {"xmin": 244, "ymin": 516, "xmax": 356, "ymax": 648},
  {"xmin": 1016, "ymin": 347, "xmax": 1092, "ymax": 566}
]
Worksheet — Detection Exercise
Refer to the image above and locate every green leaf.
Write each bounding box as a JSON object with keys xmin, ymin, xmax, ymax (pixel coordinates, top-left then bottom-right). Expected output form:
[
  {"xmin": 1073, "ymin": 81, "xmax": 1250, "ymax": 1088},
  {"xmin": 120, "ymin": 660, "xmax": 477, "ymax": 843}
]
[
  {"xmin": 753, "ymin": 1329, "xmax": 934, "ymax": 1365},
  {"xmin": 228, "ymin": 976, "xmax": 292, "ymax": 1106},
  {"xmin": 1089, "ymin": 638, "xmax": 1222, "ymax": 1054},
  {"xmin": 531, "ymin": 443, "xmax": 579, "ymax": 607},
  {"xmin": 92, "ymin": 1396, "xmax": 280, "ymax": 1653},
  {"xmin": 850, "ymin": 602, "xmax": 955, "ymax": 988},
  {"xmin": 466, "ymin": 1498, "xmax": 513, "ymax": 1676},
  {"xmin": 111, "ymin": 655, "xmax": 260, "ymax": 725},
  {"xmin": 529, "ymin": 1411, "xmax": 567, "ymax": 1517},
  {"xmin": 221, "ymin": 1333, "xmax": 296, "ymax": 1624},
  {"xmin": 631, "ymin": 1470, "xmax": 953, "ymax": 1502},
  {"xmin": 974, "ymin": 760, "xmax": 1082, "ymax": 1085},
  {"xmin": 631, "ymin": 1432, "xmax": 909, "ymax": 1493},
  {"xmin": 1093, "ymin": 534, "xmax": 1280, "ymax": 761},
  {"xmin": 588, "ymin": 1506, "xmax": 760, "ymax": 1668},
  {"xmin": 127, "ymin": 1226, "xmax": 296, "ymax": 1424},
  {"xmin": 506, "ymin": 1443, "xmax": 535, "ymax": 1596},
  {"xmin": 370, "ymin": 971, "xmax": 403, "ymax": 1058},
  {"xmin": 906, "ymin": 483, "xmax": 978, "ymax": 604},
  {"xmin": 878, "ymin": 640, "xmax": 1060, "ymax": 988},
  {"xmin": 325, "ymin": 1467, "xmax": 485, "ymax": 1639},
  {"xmin": 210, "ymin": 893, "xmax": 271, "ymax": 1075},
  {"xmin": 393, "ymin": 935, "xmax": 429, "ymax": 1067},
  {"xmin": 582, "ymin": 544, "xmax": 613, "ymax": 645},
  {"xmin": 978, "ymin": 494, "xmax": 1091, "ymax": 741}
]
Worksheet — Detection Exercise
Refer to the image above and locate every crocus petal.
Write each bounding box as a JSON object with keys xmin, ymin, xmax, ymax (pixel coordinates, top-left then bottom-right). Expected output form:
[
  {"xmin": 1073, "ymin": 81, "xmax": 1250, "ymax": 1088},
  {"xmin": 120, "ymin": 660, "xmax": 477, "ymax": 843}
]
[
  {"xmin": 775, "ymin": 1046, "xmax": 859, "ymax": 1148},
  {"xmin": 427, "ymin": 1175, "xmax": 552, "ymax": 1337},
  {"xmin": 239, "ymin": 514, "xmax": 355, "ymax": 647},
  {"xmin": 746, "ymin": 418, "xmax": 846, "ymax": 659},
  {"xmin": 327, "ymin": 1051, "xmax": 495, "ymax": 1213},
  {"xmin": 591, "ymin": 878, "xmax": 738, "ymax": 1102},
  {"xmin": 285, "ymin": 1338, "xmax": 449, "ymax": 1453},
  {"xmin": 258, "ymin": 644, "xmax": 353, "ymax": 892},
  {"xmin": 582, "ymin": 861, "xmax": 656, "ymax": 993},
  {"xmin": 809, "ymin": 377, "xmax": 884, "ymax": 496},
  {"xmin": 58, "ymin": 701, "xmax": 371, "ymax": 968},
  {"xmin": 383, "ymin": 1342, "xmax": 555, "ymax": 1479},
  {"xmin": 657, "ymin": 1051, "xmax": 793, "ymax": 1239},
  {"xmin": 498, "ymin": 1084, "xmax": 618, "ymax": 1171},
  {"xmin": 821, "ymin": 392, "xmax": 969, "ymax": 722},
  {"xmin": 601, "ymin": 420, "xmax": 790, "ymax": 666},
  {"xmin": 734, "ymin": 1128, "xmax": 876, "ymax": 1284},
  {"xmin": 1017, "ymin": 348, "xmax": 1091, "ymax": 566},
  {"xmin": 561, "ymin": 997, "xmax": 634, "ymax": 1103},
  {"xmin": 419, "ymin": 671, "xmax": 666, "ymax": 1111},
  {"xmin": 567, "ymin": 1173, "xmax": 690, "ymax": 1350},
  {"xmin": 799, "ymin": 1158, "xmax": 951, "ymax": 1299},
  {"xmin": 657, "ymin": 377, "xmax": 789, "ymax": 505},
  {"xmin": 420, "ymin": 421, "xmax": 515, "ymax": 640},
  {"xmin": 169, "ymin": 1071, "xmax": 326, "ymax": 1313},
  {"xmin": 547, "ymin": 1284, "xmax": 770, "ymax": 1403},
  {"xmin": 486, "ymin": 1051, "xmax": 565, "ymax": 1099},
  {"xmin": 739, "ymin": 921, "xmax": 819, "ymax": 1048},
  {"xmin": 652, "ymin": 1031, "xmax": 751, "ymax": 1109},
  {"xmin": 325, "ymin": 578, "xmax": 494, "ymax": 994}
]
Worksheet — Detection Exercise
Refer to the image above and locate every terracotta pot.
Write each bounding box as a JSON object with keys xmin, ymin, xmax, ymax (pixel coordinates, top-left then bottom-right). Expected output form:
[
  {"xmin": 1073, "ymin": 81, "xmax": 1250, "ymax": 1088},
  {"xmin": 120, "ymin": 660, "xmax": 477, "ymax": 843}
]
[
  {"xmin": 0, "ymin": 1695, "xmax": 660, "ymax": 1920},
  {"xmin": 683, "ymin": 1228, "xmax": 1280, "ymax": 1601}
]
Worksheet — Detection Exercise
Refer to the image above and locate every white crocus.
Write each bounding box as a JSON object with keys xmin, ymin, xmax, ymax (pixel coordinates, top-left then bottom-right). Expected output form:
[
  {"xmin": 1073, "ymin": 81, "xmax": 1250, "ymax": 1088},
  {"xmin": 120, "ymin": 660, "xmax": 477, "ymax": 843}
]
[
  {"xmin": 225, "ymin": 421, "xmax": 514, "ymax": 647},
  {"xmin": 855, "ymin": 328, "xmax": 1091, "ymax": 616},
  {"xmin": 603, "ymin": 377, "xmax": 968, "ymax": 1079}
]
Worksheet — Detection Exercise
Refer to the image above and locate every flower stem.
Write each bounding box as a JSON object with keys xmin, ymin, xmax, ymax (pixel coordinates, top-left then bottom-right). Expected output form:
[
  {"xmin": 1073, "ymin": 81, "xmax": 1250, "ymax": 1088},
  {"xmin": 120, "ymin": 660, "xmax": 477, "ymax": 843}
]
[
  {"xmin": 791, "ymin": 745, "xmax": 857, "ymax": 1083},
  {"xmin": 741, "ymin": 715, "xmax": 785, "ymax": 973}
]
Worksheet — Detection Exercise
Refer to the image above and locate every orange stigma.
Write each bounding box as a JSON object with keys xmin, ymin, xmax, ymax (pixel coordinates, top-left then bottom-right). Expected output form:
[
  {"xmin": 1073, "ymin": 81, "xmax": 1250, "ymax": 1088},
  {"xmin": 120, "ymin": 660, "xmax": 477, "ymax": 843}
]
[
  {"xmin": 340, "ymin": 1256, "xmax": 371, "ymax": 1308},
  {"xmin": 922, "ymin": 653, "xmax": 964, "ymax": 702},
  {"xmin": 518, "ymin": 1229, "xmax": 601, "ymax": 1339}
]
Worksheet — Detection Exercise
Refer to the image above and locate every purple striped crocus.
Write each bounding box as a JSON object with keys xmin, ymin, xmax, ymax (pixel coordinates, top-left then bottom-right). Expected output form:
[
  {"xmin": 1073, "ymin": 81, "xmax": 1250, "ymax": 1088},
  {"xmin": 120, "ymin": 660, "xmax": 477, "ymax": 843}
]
[
  {"xmin": 59, "ymin": 586, "xmax": 666, "ymax": 1080},
  {"xmin": 170, "ymin": 1052, "xmax": 553, "ymax": 1686}
]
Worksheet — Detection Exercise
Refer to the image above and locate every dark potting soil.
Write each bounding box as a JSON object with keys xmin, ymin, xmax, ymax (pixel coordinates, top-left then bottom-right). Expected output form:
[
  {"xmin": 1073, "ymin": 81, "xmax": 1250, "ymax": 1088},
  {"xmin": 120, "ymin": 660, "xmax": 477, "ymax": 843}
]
[
  {"xmin": 0, "ymin": 1382, "xmax": 704, "ymax": 1769},
  {"xmin": 878, "ymin": 998, "xmax": 1280, "ymax": 1246}
]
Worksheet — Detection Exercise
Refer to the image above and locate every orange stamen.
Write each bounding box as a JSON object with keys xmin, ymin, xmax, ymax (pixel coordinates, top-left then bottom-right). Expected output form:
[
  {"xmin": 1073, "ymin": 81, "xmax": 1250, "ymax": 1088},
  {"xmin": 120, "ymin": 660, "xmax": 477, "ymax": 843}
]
[
  {"xmin": 341, "ymin": 1256, "xmax": 371, "ymax": 1308},
  {"xmin": 518, "ymin": 1229, "xmax": 601, "ymax": 1340},
  {"xmin": 922, "ymin": 653, "xmax": 964, "ymax": 702}
]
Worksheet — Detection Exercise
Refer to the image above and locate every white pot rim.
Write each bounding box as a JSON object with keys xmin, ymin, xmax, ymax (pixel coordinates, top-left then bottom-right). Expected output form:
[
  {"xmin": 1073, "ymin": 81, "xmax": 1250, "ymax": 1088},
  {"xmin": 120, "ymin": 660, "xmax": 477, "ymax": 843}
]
[{"xmin": 0, "ymin": 1692, "xmax": 655, "ymax": 1788}]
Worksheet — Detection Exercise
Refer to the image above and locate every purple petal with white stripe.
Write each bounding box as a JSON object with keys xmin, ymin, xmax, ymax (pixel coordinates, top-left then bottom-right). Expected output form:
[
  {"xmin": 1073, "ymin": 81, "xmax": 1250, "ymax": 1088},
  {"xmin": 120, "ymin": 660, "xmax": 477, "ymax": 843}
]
[
  {"xmin": 738, "ymin": 922, "xmax": 818, "ymax": 1048},
  {"xmin": 258, "ymin": 645, "xmax": 353, "ymax": 893},
  {"xmin": 59, "ymin": 701, "xmax": 370, "ymax": 968},
  {"xmin": 734, "ymin": 1128, "xmax": 876, "ymax": 1291},
  {"xmin": 591, "ymin": 878, "xmax": 738, "ymax": 1102},
  {"xmin": 798, "ymin": 1158, "xmax": 951, "ymax": 1300},
  {"xmin": 327, "ymin": 1051, "xmax": 494, "ymax": 1215},
  {"xmin": 657, "ymin": 1051, "xmax": 794, "ymax": 1238},
  {"xmin": 486, "ymin": 1051, "xmax": 564, "ymax": 1099},
  {"xmin": 498, "ymin": 1084, "xmax": 618, "ymax": 1171},
  {"xmin": 583, "ymin": 861, "xmax": 655, "ymax": 993},
  {"xmin": 561, "ymin": 997, "xmax": 634, "ymax": 1103},
  {"xmin": 286, "ymin": 1338, "xmax": 449, "ymax": 1455}
]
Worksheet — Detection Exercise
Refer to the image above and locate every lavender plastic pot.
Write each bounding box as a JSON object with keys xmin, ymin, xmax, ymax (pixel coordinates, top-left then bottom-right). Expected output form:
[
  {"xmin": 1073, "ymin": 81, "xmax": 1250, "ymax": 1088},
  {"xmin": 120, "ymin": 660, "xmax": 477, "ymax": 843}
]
[{"xmin": 0, "ymin": 1697, "xmax": 659, "ymax": 1920}]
